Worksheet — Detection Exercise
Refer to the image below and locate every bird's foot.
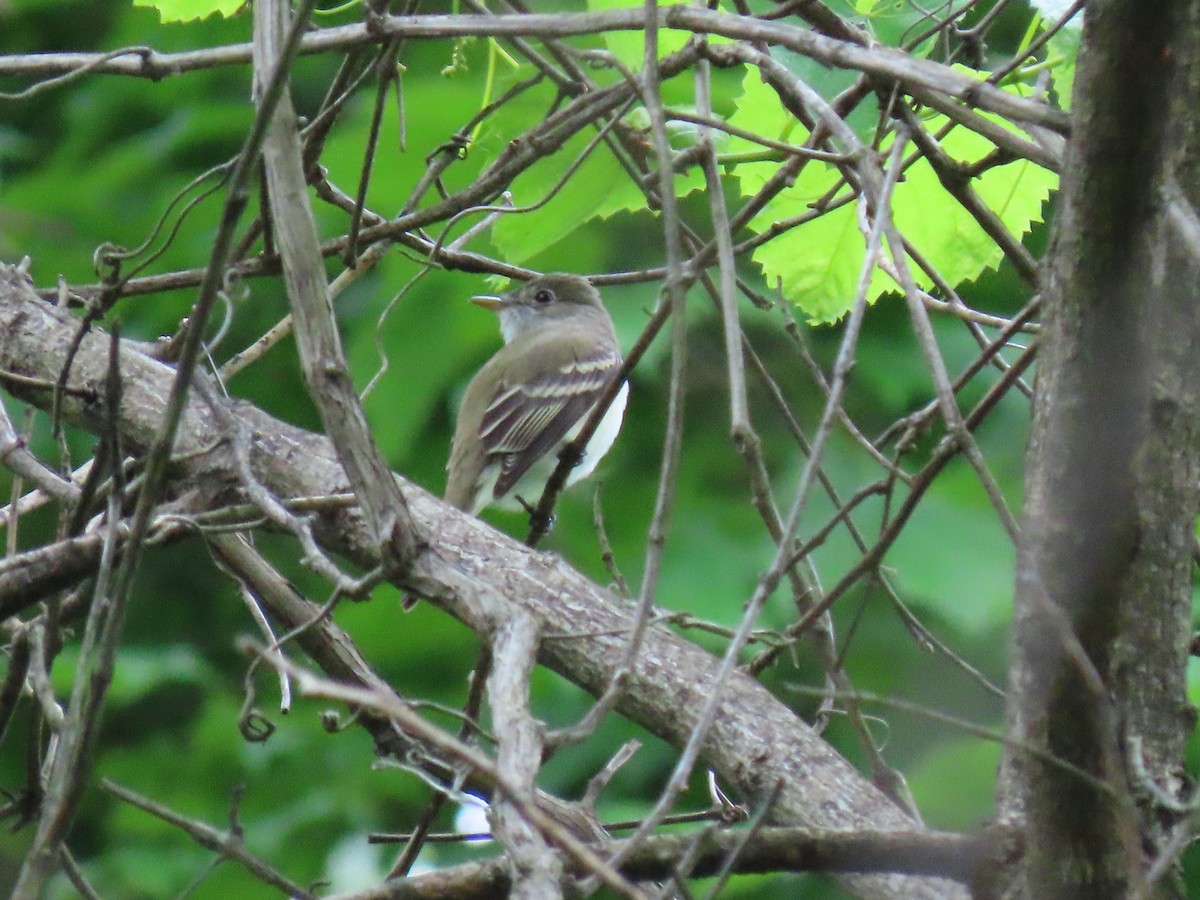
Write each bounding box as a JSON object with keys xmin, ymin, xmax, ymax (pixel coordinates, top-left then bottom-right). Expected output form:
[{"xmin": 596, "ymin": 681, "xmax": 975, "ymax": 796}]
[{"xmin": 517, "ymin": 495, "xmax": 555, "ymax": 536}]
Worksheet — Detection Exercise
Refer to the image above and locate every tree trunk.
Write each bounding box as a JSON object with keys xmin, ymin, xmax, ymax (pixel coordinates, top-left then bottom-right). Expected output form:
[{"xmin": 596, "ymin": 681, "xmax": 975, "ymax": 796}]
[{"xmin": 997, "ymin": 2, "xmax": 1200, "ymax": 897}]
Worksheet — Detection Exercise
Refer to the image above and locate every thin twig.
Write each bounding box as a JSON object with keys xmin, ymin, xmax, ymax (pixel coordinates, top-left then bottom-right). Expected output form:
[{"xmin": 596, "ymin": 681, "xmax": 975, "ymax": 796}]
[
  {"xmin": 102, "ymin": 779, "xmax": 315, "ymax": 899},
  {"xmin": 247, "ymin": 646, "xmax": 647, "ymax": 899}
]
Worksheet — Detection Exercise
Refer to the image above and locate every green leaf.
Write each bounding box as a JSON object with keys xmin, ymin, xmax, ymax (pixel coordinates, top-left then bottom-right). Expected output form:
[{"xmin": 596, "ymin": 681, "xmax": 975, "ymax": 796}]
[
  {"xmin": 730, "ymin": 68, "xmax": 1057, "ymax": 321},
  {"xmin": 1188, "ymin": 658, "xmax": 1200, "ymax": 710},
  {"xmin": 489, "ymin": 128, "xmax": 702, "ymax": 264},
  {"xmin": 822, "ymin": 0, "xmax": 974, "ymax": 51},
  {"xmin": 893, "ymin": 109, "xmax": 1056, "ymax": 286},
  {"xmin": 132, "ymin": 0, "xmax": 245, "ymax": 23},
  {"xmin": 350, "ymin": 267, "xmax": 495, "ymax": 464},
  {"xmin": 1013, "ymin": 2, "xmax": 1080, "ymax": 111},
  {"xmin": 587, "ymin": 0, "xmax": 693, "ymax": 72},
  {"xmin": 1044, "ymin": 23, "xmax": 1079, "ymax": 110},
  {"xmin": 490, "ymin": 136, "xmax": 632, "ymax": 264},
  {"xmin": 725, "ymin": 68, "xmax": 805, "ymax": 149}
]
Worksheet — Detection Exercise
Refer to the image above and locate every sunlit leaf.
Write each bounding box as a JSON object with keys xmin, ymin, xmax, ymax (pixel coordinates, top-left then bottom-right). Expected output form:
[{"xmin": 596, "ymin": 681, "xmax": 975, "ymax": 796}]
[
  {"xmin": 1044, "ymin": 24, "xmax": 1080, "ymax": 110},
  {"xmin": 490, "ymin": 127, "xmax": 702, "ymax": 264},
  {"xmin": 731, "ymin": 68, "xmax": 1057, "ymax": 321},
  {"xmin": 587, "ymin": 0, "xmax": 694, "ymax": 71},
  {"xmin": 132, "ymin": 0, "xmax": 245, "ymax": 23}
]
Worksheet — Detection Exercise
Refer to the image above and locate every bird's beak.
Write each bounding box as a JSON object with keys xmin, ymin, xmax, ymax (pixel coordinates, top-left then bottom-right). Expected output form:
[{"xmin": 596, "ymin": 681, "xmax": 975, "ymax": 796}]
[{"xmin": 471, "ymin": 294, "xmax": 505, "ymax": 312}]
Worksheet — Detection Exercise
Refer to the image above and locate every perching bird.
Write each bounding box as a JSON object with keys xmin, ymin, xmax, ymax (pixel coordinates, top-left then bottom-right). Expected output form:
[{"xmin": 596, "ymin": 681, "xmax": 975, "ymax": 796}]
[{"xmin": 444, "ymin": 273, "xmax": 628, "ymax": 516}]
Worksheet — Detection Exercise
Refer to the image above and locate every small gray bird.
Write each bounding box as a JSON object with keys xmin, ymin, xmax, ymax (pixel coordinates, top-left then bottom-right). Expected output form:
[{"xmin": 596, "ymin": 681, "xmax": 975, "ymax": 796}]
[{"xmin": 444, "ymin": 273, "xmax": 628, "ymax": 515}]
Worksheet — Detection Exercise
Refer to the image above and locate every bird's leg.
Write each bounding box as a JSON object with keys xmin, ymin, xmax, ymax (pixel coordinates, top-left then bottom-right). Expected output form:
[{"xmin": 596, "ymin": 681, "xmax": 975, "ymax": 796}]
[{"xmin": 517, "ymin": 495, "xmax": 555, "ymax": 535}]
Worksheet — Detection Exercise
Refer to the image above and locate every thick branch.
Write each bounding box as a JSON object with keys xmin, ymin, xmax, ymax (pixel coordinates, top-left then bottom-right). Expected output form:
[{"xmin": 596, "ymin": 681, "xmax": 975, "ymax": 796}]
[
  {"xmin": 0, "ymin": 265, "xmax": 963, "ymax": 900},
  {"xmin": 999, "ymin": 1, "xmax": 1200, "ymax": 897},
  {"xmin": 333, "ymin": 825, "xmax": 997, "ymax": 899},
  {"xmin": 252, "ymin": 0, "xmax": 418, "ymax": 573},
  {"xmin": 0, "ymin": 10, "xmax": 1066, "ymax": 134}
]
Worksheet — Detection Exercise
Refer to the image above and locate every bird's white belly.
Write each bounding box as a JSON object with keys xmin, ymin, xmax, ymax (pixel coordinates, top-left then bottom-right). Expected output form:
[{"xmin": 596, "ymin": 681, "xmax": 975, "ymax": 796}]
[{"xmin": 496, "ymin": 381, "xmax": 629, "ymax": 510}]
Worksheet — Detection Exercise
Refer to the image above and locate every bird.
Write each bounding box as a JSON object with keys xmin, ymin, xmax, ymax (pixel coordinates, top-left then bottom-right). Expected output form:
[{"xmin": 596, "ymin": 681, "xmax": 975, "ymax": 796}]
[{"xmin": 443, "ymin": 273, "xmax": 629, "ymax": 517}]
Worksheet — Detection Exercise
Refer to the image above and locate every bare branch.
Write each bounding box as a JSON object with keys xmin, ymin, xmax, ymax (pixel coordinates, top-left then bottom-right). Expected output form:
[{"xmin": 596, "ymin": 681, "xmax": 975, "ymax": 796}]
[
  {"xmin": 0, "ymin": 11, "xmax": 1069, "ymax": 133},
  {"xmin": 102, "ymin": 779, "xmax": 316, "ymax": 898},
  {"xmin": 1, "ymin": 263, "xmax": 960, "ymax": 900},
  {"xmin": 488, "ymin": 612, "xmax": 568, "ymax": 898},
  {"xmin": 252, "ymin": 0, "xmax": 419, "ymax": 576},
  {"xmin": 327, "ymin": 825, "xmax": 996, "ymax": 899}
]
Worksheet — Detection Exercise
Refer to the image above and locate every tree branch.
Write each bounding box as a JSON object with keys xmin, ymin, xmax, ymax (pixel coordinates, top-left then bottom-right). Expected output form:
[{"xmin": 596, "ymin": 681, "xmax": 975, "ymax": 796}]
[
  {"xmin": 328, "ymin": 825, "xmax": 998, "ymax": 899},
  {"xmin": 0, "ymin": 264, "xmax": 965, "ymax": 900}
]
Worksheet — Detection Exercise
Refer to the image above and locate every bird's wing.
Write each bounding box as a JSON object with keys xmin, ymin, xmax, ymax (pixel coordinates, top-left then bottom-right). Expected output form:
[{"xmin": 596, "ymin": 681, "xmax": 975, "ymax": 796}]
[{"xmin": 480, "ymin": 348, "xmax": 621, "ymax": 501}]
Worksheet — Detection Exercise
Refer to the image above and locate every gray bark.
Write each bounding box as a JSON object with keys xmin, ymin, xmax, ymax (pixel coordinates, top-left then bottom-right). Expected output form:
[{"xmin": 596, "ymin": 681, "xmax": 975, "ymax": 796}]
[
  {"xmin": 997, "ymin": 2, "xmax": 1200, "ymax": 897},
  {"xmin": 0, "ymin": 265, "xmax": 962, "ymax": 899}
]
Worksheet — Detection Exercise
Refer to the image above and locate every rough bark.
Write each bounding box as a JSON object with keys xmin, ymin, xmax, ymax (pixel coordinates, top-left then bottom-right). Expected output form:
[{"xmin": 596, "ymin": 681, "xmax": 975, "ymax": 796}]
[
  {"xmin": 0, "ymin": 265, "xmax": 965, "ymax": 899},
  {"xmin": 997, "ymin": 2, "xmax": 1200, "ymax": 898}
]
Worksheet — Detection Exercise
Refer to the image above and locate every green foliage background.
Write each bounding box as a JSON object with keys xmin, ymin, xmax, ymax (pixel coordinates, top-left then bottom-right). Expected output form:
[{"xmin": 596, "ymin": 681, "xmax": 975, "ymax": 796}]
[{"xmin": 2, "ymin": 1, "xmax": 1195, "ymax": 898}]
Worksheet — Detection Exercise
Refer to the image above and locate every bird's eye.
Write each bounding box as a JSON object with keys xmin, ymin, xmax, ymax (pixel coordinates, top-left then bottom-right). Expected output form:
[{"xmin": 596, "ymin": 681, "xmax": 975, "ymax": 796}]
[{"xmin": 534, "ymin": 289, "xmax": 554, "ymax": 305}]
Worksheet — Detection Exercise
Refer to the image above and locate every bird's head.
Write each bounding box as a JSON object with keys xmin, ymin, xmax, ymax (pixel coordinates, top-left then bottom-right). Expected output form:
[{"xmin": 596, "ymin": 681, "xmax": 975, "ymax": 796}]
[{"xmin": 473, "ymin": 274, "xmax": 604, "ymax": 343}]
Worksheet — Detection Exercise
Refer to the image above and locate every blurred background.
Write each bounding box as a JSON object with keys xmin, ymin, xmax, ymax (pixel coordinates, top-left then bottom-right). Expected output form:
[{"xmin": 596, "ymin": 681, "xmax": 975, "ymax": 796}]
[{"xmin": 4, "ymin": 1, "xmax": 1190, "ymax": 897}]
